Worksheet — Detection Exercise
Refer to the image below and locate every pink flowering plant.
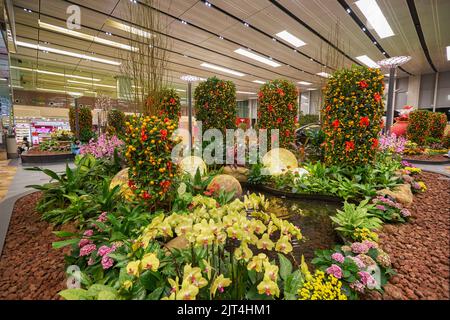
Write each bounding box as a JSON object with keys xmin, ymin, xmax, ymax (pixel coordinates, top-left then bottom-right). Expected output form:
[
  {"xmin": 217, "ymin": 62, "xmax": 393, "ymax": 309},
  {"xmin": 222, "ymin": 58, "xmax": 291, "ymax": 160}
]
[
  {"xmin": 378, "ymin": 133, "xmax": 407, "ymax": 155},
  {"xmin": 53, "ymin": 207, "xmax": 154, "ymax": 284},
  {"xmin": 80, "ymin": 134, "xmax": 124, "ymax": 159},
  {"xmin": 312, "ymin": 241, "xmax": 395, "ymax": 299},
  {"xmin": 369, "ymin": 195, "xmax": 411, "ymax": 223}
]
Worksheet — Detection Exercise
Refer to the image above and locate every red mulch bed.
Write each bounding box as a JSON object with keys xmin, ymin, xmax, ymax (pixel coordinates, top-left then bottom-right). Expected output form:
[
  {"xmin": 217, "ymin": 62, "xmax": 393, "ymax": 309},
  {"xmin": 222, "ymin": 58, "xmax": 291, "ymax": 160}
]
[
  {"xmin": 0, "ymin": 192, "xmax": 75, "ymax": 300},
  {"xmin": 403, "ymin": 154, "xmax": 449, "ymax": 162},
  {"xmin": 367, "ymin": 172, "xmax": 450, "ymax": 300}
]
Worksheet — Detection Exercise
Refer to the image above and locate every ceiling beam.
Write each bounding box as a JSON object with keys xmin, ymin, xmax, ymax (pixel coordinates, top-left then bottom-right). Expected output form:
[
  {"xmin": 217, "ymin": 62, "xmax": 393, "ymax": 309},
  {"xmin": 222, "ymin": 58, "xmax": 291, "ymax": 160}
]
[{"xmin": 405, "ymin": 0, "xmax": 437, "ymax": 72}]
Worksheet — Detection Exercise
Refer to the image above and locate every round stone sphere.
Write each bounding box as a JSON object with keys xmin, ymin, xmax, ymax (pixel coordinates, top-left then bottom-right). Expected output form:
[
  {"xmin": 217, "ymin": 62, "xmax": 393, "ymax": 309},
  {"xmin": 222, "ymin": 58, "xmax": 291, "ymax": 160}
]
[
  {"xmin": 262, "ymin": 148, "xmax": 298, "ymax": 175},
  {"xmin": 207, "ymin": 174, "xmax": 242, "ymax": 198},
  {"xmin": 179, "ymin": 156, "xmax": 207, "ymax": 177},
  {"xmin": 110, "ymin": 168, "xmax": 134, "ymax": 200}
]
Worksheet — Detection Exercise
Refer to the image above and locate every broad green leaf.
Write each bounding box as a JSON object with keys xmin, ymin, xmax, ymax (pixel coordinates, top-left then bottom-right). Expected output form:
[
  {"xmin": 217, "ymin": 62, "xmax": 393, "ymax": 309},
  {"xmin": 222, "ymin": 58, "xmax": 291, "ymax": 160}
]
[
  {"xmin": 147, "ymin": 287, "xmax": 164, "ymax": 300},
  {"xmin": 59, "ymin": 288, "xmax": 90, "ymax": 300},
  {"xmin": 278, "ymin": 253, "xmax": 293, "ymax": 281},
  {"xmin": 97, "ymin": 290, "xmax": 117, "ymax": 300},
  {"xmin": 52, "ymin": 238, "xmax": 79, "ymax": 249}
]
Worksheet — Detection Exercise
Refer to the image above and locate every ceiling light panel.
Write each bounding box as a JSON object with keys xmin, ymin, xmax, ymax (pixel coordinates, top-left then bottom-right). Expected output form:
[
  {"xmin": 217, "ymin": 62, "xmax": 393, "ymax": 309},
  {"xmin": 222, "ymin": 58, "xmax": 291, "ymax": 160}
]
[
  {"xmin": 298, "ymin": 81, "xmax": 312, "ymax": 85},
  {"xmin": 107, "ymin": 20, "xmax": 152, "ymax": 38},
  {"xmin": 355, "ymin": 0, "xmax": 395, "ymax": 39},
  {"xmin": 16, "ymin": 41, "xmax": 121, "ymax": 66},
  {"xmin": 67, "ymin": 79, "xmax": 116, "ymax": 88},
  {"xmin": 10, "ymin": 66, "xmax": 101, "ymax": 81},
  {"xmin": 355, "ymin": 55, "xmax": 380, "ymax": 68},
  {"xmin": 447, "ymin": 46, "xmax": 450, "ymax": 61},
  {"xmin": 200, "ymin": 62, "xmax": 245, "ymax": 77},
  {"xmin": 316, "ymin": 72, "xmax": 330, "ymax": 78},
  {"xmin": 252, "ymin": 80, "xmax": 265, "ymax": 84},
  {"xmin": 234, "ymin": 48, "xmax": 281, "ymax": 67},
  {"xmin": 275, "ymin": 30, "xmax": 306, "ymax": 47},
  {"xmin": 38, "ymin": 21, "xmax": 138, "ymax": 52}
]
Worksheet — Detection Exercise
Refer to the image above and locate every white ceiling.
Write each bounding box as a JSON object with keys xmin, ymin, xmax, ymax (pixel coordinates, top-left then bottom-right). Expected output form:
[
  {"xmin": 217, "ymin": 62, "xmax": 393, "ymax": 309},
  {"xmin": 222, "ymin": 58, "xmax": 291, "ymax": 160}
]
[{"xmin": 8, "ymin": 0, "xmax": 450, "ymax": 99}]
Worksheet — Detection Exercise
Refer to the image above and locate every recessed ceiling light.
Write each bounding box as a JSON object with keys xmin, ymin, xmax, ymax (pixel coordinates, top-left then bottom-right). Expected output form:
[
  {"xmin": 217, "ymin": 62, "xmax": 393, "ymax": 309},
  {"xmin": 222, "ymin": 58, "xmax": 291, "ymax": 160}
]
[
  {"xmin": 107, "ymin": 20, "xmax": 152, "ymax": 38},
  {"xmin": 234, "ymin": 48, "xmax": 281, "ymax": 67},
  {"xmin": 252, "ymin": 80, "xmax": 265, "ymax": 84},
  {"xmin": 356, "ymin": 55, "xmax": 380, "ymax": 68},
  {"xmin": 316, "ymin": 72, "xmax": 330, "ymax": 78},
  {"xmin": 67, "ymin": 79, "xmax": 116, "ymax": 88},
  {"xmin": 298, "ymin": 81, "xmax": 312, "ymax": 85},
  {"xmin": 306, "ymin": 88, "xmax": 317, "ymax": 91},
  {"xmin": 10, "ymin": 66, "xmax": 101, "ymax": 81},
  {"xmin": 275, "ymin": 30, "xmax": 306, "ymax": 47},
  {"xmin": 16, "ymin": 41, "xmax": 121, "ymax": 66},
  {"xmin": 447, "ymin": 46, "xmax": 450, "ymax": 61},
  {"xmin": 237, "ymin": 91, "xmax": 256, "ymax": 95},
  {"xmin": 38, "ymin": 21, "xmax": 138, "ymax": 51},
  {"xmin": 0, "ymin": 78, "xmax": 7, "ymax": 81},
  {"xmin": 36, "ymin": 87, "xmax": 82, "ymax": 96},
  {"xmin": 355, "ymin": 0, "xmax": 395, "ymax": 39},
  {"xmin": 384, "ymin": 74, "xmax": 390, "ymax": 77},
  {"xmin": 200, "ymin": 62, "xmax": 245, "ymax": 76},
  {"xmin": 176, "ymin": 89, "xmax": 186, "ymax": 92}
]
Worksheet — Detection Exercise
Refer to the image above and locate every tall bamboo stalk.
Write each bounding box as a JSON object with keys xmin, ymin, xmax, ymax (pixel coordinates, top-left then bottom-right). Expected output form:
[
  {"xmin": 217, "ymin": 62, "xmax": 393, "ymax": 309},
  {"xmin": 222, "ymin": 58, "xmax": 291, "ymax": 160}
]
[{"xmin": 120, "ymin": 0, "xmax": 170, "ymax": 115}]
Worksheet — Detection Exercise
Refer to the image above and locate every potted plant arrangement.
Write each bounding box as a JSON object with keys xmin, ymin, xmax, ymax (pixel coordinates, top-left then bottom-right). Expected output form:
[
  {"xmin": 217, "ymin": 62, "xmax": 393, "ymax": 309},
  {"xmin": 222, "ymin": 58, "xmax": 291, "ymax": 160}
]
[{"xmin": 391, "ymin": 105, "xmax": 413, "ymax": 136}]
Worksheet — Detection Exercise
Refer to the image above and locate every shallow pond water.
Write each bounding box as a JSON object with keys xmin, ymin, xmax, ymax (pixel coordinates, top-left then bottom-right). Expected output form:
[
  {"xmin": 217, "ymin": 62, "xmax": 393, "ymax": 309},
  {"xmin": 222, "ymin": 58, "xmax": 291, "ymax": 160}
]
[{"xmin": 244, "ymin": 189, "xmax": 342, "ymax": 264}]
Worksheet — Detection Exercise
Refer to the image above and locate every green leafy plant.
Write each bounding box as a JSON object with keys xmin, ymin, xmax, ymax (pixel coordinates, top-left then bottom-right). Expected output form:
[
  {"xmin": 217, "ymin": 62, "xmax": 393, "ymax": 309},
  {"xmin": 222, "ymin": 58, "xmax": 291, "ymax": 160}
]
[{"xmin": 330, "ymin": 199, "xmax": 382, "ymax": 238}]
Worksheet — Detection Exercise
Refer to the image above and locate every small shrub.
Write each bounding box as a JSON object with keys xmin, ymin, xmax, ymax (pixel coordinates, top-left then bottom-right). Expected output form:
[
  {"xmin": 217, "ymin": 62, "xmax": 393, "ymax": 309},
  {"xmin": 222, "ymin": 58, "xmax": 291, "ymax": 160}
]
[
  {"xmin": 257, "ymin": 79, "xmax": 299, "ymax": 148},
  {"xmin": 428, "ymin": 112, "xmax": 447, "ymax": 140},
  {"xmin": 406, "ymin": 110, "xmax": 430, "ymax": 145}
]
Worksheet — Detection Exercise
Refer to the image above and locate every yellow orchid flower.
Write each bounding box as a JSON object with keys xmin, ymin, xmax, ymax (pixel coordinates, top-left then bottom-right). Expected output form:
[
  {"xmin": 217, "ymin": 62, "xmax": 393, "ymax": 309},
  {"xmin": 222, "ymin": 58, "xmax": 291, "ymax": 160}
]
[
  {"xmin": 122, "ymin": 280, "xmax": 133, "ymax": 290},
  {"xmin": 263, "ymin": 262, "xmax": 279, "ymax": 281},
  {"xmin": 210, "ymin": 274, "xmax": 232, "ymax": 297},
  {"xmin": 201, "ymin": 259, "xmax": 212, "ymax": 280},
  {"xmin": 140, "ymin": 253, "xmax": 160, "ymax": 272},
  {"xmin": 157, "ymin": 221, "xmax": 173, "ymax": 238},
  {"xmin": 247, "ymin": 253, "xmax": 268, "ymax": 272},
  {"xmin": 177, "ymin": 283, "xmax": 199, "ymax": 300},
  {"xmin": 174, "ymin": 219, "xmax": 193, "ymax": 236},
  {"xmin": 226, "ymin": 224, "xmax": 243, "ymax": 240},
  {"xmin": 275, "ymin": 235, "xmax": 293, "ymax": 254},
  {"xmin": 256, "ymin": 233, "xmax": 275, "ymax": 251},
  {"xmin": 252, "ymin": 220, "xmax": 267, "ymax": 234},
  {"xmin": 168, "ymin": 276, "xmax": 180, "ymax": 295},
  {"xmin": 257, "ymin": 276, "xmax": 280, "ymax": 297},
  {"xmin": 234, "ymin": 243, "xmax": 253, "ymax": 261},
  {"xmin": 183, "ymin": 264, "xmax": 208, "ymax": 288},
  {"xmin": 126, "ymin": 260, "xmax": 141, "ymax": 277},
  {"xmin": 196, "ymin": 231, "xmax": 215, "ymax": 247},
  {"xmin": 148, "ymin": 214, "xmax": 165, "ymax": 229},
  {"xmin": 300, "ymin": 255, "xmax": 313, "ymax": 281}
]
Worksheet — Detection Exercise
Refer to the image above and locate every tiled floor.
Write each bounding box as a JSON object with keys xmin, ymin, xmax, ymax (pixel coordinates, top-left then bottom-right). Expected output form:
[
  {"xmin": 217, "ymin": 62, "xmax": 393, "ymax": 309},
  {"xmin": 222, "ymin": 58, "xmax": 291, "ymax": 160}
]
[{"xmin": 0, "ymin": 161, "xmax": 17, "ymax": 201}]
